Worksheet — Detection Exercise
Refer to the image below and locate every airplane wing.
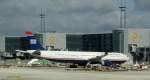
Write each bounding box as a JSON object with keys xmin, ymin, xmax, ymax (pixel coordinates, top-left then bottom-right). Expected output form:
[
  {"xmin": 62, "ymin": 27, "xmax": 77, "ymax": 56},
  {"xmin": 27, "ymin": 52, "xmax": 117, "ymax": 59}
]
[
  {"xmin": 16, "ymin": 50, "xmax": 29, "ymax": 53},
  {"xmin": 88, "ymin": 52, "xmax": 108, "ymax": 62},
  {"xmin": 16, "ymin": 50, "xmax": 37, "ymax": 54},
  {"xmin": 16, "ymin": 50, "xmax": 41, "ymax": 58}
]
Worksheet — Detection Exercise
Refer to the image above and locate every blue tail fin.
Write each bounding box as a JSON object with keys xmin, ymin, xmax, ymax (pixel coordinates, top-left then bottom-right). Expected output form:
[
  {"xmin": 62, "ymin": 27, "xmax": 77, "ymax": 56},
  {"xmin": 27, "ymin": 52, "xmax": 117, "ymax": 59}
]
[{"xmin": 23, "ymin": 36, "xmax": 45, "ymax": 50}]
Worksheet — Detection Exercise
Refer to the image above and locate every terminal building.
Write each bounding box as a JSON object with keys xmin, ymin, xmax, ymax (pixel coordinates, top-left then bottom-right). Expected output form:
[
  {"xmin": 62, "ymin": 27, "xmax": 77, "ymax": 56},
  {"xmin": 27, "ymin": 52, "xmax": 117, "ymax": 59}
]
[
  {"xmin": 34, "ymin": 33, "xmax": 113, "ymax": 52},
  {"xmin": 0, "ymin": 36, "xmax": 23, "ymax": 57},
  {"xmin": 0, "ymin": 28, "xmax": 150, "ymax": 64},
  {"xmin": 113, "ymin": 28, "xmax": 150, "ymax": 64},
  {"xmin": 0, "ymin": 34, "xmax": 43, "ymax": 57},
  {"xmin": 34, "ymin": 28, "xmax": 150, "ymax": 64}
]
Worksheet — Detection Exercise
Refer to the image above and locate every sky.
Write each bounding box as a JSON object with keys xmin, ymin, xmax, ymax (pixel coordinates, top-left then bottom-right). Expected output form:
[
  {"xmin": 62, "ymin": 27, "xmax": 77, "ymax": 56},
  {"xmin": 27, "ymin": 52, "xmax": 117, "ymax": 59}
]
[{"xmin": 0, "ymin": 0, "xmax": 150, "ymax": 36}]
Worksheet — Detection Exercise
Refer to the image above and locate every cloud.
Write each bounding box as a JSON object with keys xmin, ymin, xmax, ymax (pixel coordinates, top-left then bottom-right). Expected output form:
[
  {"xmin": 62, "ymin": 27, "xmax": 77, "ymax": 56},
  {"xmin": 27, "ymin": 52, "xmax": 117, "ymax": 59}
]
[
  {"xmin": 134, "ymin": 0, "xmax": 150, "ymax": 11},
  {"xmin": 124, "ymin": 0, "xmax": 150, "ymax": 28},
  {"xmin": 127, "ymin": 12, "xmax": 150, "ymax": 27},
  {"xmin": 0, "ymin": 0, "xmax": 119, "ymax": 35}
]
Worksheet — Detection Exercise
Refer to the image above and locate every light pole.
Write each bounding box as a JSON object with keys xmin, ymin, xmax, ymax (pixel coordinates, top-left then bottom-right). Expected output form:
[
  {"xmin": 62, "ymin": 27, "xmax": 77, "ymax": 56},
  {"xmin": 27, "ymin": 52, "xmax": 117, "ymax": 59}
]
[{"xmin": 119, "ymin": 32, "xmax": 122, "ymax": 53}]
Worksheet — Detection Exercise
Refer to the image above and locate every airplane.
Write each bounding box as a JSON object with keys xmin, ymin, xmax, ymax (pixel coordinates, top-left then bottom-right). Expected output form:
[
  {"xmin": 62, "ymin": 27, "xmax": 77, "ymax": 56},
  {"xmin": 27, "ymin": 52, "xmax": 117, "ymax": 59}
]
[
  {"xmin": 16, "ymin": 50, "xmax": 129, "ymax": 67},
  {"xmin": 15, "ymin": 33, "xmax": 129, "ymax": 67}
]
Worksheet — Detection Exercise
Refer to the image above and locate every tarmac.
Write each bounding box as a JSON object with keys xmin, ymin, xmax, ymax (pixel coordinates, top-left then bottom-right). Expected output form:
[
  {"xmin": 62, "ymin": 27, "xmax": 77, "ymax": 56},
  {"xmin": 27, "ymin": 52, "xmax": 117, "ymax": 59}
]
[{"xmin": 0, "ymin": 67, "xmax": 150, "ymax": 80}]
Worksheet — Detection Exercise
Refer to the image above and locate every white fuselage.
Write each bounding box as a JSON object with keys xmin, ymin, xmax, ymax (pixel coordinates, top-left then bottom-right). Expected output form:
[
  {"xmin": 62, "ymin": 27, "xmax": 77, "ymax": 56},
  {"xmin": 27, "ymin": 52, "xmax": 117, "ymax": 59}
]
[
  {"xmin": 24, "ymin": 50, "xmax": 129, "ymax": 66},
  {"xmin": 27, "ymin": 50, "xmax": 129, "ymax": 65},
  {"xmin": 39, "ymin": 51, "xmax": 105, "ymax": 61}
]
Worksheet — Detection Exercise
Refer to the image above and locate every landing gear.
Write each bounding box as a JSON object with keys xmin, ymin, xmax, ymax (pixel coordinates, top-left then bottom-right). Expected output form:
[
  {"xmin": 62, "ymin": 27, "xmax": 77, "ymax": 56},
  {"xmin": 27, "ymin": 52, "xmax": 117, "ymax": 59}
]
[
  {"xmin": 69, "ymin": 64, "xmax": 78, "ymax": 68},
  {"xmin": 85, "ymin": 62, "xmax": 91, "ymax": 68}
]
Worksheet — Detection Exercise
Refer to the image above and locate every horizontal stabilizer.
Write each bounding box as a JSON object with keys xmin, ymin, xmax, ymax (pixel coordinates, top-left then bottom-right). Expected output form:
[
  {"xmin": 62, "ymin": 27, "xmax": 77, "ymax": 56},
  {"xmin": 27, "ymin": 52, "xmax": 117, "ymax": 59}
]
[{"xmin": 16, "ymin": 50, "xmax": 28, "ymax": 53}]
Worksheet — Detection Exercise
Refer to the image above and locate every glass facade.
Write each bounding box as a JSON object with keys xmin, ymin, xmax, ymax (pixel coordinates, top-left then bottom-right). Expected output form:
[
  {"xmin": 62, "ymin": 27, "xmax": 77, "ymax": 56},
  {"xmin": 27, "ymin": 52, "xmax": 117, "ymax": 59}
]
[
  {"xmin": 5, "ymin": 37, "xmax": 23, "ymax": 55},
  {"xmin": 66, "ymin": 34, "xmax": 83, "ymax": 51},
  {"xmin": 66, "ymin": 33, "xmax": 113, "ymax": 52},
  {"xmin": 82, "ymin": 34, "xmax": 113, "ymax": 52},
  {"xmin": 4, "ymin": 33, "xmax": 113, "ymax": 53}
]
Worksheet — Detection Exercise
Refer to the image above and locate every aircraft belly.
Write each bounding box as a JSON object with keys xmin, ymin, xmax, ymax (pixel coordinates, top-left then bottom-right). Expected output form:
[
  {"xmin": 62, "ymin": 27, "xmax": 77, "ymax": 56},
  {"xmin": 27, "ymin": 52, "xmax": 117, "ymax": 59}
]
[{"xmin": 42, "ymin": 57, "xmax": 88, "ymax": 65}]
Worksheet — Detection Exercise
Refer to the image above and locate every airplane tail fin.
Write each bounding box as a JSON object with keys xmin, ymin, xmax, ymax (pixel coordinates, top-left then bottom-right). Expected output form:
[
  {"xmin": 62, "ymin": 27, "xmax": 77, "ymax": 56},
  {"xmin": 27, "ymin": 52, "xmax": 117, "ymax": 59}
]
[{"xmin": 23, "ymin": 32, "xmax": 45, "ymax": 50}]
